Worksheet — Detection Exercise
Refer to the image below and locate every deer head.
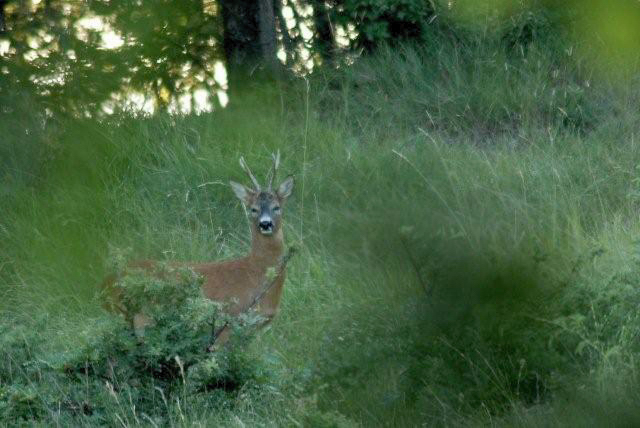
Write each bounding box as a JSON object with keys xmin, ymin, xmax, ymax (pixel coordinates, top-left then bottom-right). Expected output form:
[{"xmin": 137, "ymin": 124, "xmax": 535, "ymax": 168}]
[{"xmin": 230, "ymin": 152, "xmax": 294, "ymax": 236}]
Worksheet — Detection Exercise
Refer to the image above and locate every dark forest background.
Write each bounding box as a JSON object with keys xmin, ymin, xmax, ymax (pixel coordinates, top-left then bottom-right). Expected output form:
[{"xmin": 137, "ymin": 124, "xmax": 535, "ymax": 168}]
[{"xmin": 2, "ymin": 1, "xmax": 634, "ymax": 115}]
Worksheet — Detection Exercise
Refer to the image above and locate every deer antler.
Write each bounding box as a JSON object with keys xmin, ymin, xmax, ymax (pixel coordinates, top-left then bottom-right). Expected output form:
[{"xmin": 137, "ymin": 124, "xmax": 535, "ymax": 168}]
[
  {"xmin": 239, "ymin": 156, "xmax": 261, "ymax": 190},
  {"xmin": 267, "ymin": 150, "xmax": 280, "ymax": 190}
]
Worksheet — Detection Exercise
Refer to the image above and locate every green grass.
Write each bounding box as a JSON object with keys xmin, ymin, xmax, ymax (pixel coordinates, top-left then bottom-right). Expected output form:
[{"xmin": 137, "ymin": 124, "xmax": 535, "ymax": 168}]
[{"xmin": 3, "ymin": 35, "xmax": 640, "ymax": 426}]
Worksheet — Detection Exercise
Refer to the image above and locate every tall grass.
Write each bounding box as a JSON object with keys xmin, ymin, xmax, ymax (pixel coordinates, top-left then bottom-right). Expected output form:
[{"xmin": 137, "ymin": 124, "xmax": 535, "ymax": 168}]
[{"xmin": 3, "ymin": 33, "xmax": 640, "ymax": 425}]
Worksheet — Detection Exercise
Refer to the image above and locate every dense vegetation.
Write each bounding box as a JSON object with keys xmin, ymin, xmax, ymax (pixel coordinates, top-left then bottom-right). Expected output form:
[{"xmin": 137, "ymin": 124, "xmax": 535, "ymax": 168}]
[{"xmin": 3, "ymin": 6, "xmax": 640, "ymax": 426}]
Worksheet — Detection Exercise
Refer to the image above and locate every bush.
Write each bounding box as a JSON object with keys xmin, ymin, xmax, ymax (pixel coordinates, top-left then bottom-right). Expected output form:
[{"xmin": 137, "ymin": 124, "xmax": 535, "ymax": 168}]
[{"xmin": 0, "ymin": 260, "xmax": 266, "ymax": 424}]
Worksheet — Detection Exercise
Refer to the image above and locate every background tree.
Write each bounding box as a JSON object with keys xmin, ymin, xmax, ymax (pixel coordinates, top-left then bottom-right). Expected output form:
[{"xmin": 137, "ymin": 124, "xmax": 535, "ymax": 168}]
[
  {"xmin": 219, "ymin": 0, "xmax": 281, "ymax": 92},
  {"xmin": 0, "ymin": 0, "xmax": 603, "ymax": 116},
  {"xmin": 0, "ymin": 0, "xmax": 6, "ymax": 33},
  {"xmin": 311, "ymin": 0, "xmax": 334, "ymax": 63},
  {"xmin": 91, "ymin": 0, "xmax": 222, "ymax": 112},
  {"xmin": 1, "ymin": 0, "xmax": 225, "ymax": 115},
  {"xmin": 329, "ymin": 0, "xmax": 435, "ymax": 52}
]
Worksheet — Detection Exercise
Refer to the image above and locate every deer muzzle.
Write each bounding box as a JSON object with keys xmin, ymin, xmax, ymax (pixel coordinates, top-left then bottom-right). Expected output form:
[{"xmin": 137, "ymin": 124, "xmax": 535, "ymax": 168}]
[{"xmin": 258, "ymin": 215, "xmax": 274, "ymax": 235}]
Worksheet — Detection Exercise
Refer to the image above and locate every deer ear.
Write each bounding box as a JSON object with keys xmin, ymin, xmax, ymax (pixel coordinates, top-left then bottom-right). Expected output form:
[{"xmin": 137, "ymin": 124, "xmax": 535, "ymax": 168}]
[
  {"xmin": 230, "ymin": 181, "xmax": 253, "ymax": 204},
  {"xmin": 277, "ymin": 176, "xmax": 294, "ymax": 200}
]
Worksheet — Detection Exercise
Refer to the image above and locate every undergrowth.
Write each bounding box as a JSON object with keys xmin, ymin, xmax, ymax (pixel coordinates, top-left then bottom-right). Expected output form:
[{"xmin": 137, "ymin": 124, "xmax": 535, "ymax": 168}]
[{"xmin": 0, "ymin": 256, "xmax": 268, "ymax": 425}]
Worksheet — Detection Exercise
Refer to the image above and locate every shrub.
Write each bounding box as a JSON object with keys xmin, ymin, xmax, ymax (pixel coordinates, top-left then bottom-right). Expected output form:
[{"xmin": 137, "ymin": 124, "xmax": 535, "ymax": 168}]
[{"xmin": 0, "ymin": 260, "xmax": 265, "ymax": 424}]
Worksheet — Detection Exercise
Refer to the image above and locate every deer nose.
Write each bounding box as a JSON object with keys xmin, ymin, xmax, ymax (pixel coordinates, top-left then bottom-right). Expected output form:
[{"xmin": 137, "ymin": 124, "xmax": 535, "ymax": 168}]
[
  {"xmin": 258, "ymin": 214, "xmax": 274, "ymax": 232},
  {"xmin": 259, "ymin": 219, "xmax": 273, "ymax": 230}
]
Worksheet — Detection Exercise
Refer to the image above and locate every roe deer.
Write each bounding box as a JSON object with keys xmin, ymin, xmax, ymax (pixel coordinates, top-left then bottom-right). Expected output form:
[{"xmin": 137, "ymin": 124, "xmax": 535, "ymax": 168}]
[{"xmin": 102, "ymin": 152, "xmax": 294, "ymax": 346}]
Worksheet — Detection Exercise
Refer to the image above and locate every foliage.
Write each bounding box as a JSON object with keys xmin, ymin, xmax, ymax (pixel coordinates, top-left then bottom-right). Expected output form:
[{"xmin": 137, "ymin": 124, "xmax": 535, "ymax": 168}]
[
  {"xmin": 331, "ymin": 0, "xmax": 437, "ymax": 51},
  {"xmin": 0, "ymin": 0, "xmax": 575, "ymax": 118},
  {"xmin": 0, "ymin": 260, "xmax": 272, "ymax": 424},
  {"xmin": 1, "ymin": 0, "xmax": 221, "ymax": 115},
  {"xmin": 3, "ymin": 0, "xmax": 638, "ymax": 119},
  {"xmin": 329, "ymin": 0, "xmax": 571, "ymax": 52},
  {"xmin": 92, "ymin": 0, "xmax": 222, "ymax": 112}
]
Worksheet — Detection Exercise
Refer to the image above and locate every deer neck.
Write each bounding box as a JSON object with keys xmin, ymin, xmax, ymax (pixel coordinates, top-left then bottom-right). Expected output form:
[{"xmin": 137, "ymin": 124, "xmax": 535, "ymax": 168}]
[{"xmin": 248, "ymin": 227, "xmax": 284, "ymax": 269}]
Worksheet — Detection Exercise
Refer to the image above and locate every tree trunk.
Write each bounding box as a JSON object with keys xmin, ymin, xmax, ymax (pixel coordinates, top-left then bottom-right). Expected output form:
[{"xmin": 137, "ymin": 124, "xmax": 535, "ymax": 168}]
[
  {"xmin": 258, "ymin": 0, "xmax": 278, "ymax": 71},
  {"xmin": 219, "ymin": 0, "xmax": 279, "ymax": 93},
  {"xmin": 274, "ymin": 0, "xmax": 294, "ymax": 65},
  {"xmin": 219, "ymin": 0, "xmax": 261, "ymax": 70},
  {"xmin": 312, "ymin": 0, "xmax": 333, "ymax": 62},
  {"xmin": 0, "ymin": 0, "xmax": 7, "ymax": 33}
]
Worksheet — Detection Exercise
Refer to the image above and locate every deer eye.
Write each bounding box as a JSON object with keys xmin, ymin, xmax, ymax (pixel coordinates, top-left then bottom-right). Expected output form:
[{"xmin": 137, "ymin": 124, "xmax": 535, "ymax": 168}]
[
  {"xmin": 250, "ymin": 207, "xmax": 258, "ymax": 214},
  {"xmin": 273, "ymin": 206, "xmax": 280, "ymax": 212}
]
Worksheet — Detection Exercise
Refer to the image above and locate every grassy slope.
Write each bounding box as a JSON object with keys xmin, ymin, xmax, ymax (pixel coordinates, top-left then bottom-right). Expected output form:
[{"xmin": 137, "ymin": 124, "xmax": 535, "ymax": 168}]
[{"xmin": 3, "ymin": 35, "xmax": 640, "ymax": 426}]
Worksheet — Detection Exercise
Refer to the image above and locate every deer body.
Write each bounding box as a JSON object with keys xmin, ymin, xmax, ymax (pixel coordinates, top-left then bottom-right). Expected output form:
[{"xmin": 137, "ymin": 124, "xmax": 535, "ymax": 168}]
[
  {"xmin": 193, "ymin": 226, "xmax": 286, "ymax": 319},
  {"xmin": 103, "ymin": 153, "xmax": 293, "ymax": 345}
]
